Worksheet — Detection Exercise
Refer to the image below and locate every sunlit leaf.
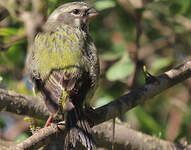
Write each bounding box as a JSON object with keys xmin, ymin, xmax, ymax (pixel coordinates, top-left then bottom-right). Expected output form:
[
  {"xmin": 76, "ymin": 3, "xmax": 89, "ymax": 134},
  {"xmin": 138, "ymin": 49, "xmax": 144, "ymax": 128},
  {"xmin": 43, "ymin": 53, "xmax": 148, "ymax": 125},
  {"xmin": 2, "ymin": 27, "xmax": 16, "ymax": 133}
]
[
  {"xmin": 101, "ymin": 43, "xmax": 126, "ymax": 61},
  {"xmin": 135, "ymin": 106, "xmax": 164, "ymax": 137},
  {"xmin": 15, "ymin": 133, "xmax": 29, "ymax": 142},
  {"xmin": 95, "ymin": 95, "xmax": 113, "ymax": 107},
  {"xmin": 106, "ymin": 55, "xmax": 134, "ymax": 81},
  {"xmin": 0, "ymin": 28, "xmax": 19, "ymax": 36},
  {"xmin": 150, "ymin": 57, "xmax": 173, "ymax": 73},
  {"xmin": 93, "ymin": 0, "xmax": 116, "ymax": 11}
]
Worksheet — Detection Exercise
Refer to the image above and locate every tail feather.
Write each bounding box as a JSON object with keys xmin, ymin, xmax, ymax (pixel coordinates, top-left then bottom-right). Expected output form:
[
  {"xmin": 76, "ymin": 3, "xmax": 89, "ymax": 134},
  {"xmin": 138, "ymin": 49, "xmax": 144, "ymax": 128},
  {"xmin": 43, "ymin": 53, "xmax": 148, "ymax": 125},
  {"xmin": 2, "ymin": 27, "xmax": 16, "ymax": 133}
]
[{"xmin": 64, "ymin": 108, "xmax": 96, "ymax": 150}]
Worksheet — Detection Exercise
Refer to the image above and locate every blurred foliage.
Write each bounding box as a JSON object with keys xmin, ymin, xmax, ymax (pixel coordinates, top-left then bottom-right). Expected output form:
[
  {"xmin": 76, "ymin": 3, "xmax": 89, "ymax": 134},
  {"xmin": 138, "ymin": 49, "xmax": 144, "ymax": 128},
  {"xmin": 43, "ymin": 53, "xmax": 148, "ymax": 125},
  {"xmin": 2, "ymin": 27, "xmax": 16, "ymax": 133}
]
[
  {"xmin": 1, "ymin": 0, "xmax": 191, "ymax": 144},
  {"xmin": 15, "ymin": 133, "xmax": 29, "ymax": 142},
  {"xmin": 0, "ymin": 116, "xmax": 5, "ymax": 128}
]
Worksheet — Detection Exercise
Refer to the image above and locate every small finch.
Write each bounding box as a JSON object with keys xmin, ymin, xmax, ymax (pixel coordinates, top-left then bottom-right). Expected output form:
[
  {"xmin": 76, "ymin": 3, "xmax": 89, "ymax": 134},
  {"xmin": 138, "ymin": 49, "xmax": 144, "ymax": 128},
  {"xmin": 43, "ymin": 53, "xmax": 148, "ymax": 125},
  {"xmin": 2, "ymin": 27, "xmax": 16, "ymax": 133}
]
[{"xmin": 26, "ymin": 2, "xmax": 99, "ymax": 150}]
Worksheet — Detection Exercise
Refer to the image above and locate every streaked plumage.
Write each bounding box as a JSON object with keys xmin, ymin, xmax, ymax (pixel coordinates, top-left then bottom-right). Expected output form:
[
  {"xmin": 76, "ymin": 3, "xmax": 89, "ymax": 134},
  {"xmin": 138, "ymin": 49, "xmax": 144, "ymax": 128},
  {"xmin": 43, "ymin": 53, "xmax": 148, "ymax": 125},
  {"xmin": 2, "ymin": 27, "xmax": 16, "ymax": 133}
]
[{"xmin": 26, "ymin": 2, "xmax": 99, "ymax": 150}]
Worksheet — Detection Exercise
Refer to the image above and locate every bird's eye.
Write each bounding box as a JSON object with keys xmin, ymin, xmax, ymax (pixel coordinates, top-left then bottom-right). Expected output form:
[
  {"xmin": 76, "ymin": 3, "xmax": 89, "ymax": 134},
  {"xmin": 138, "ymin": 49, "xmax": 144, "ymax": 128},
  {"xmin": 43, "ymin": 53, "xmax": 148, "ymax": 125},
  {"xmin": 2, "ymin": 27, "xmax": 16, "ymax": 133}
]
[{"xmin": 72, "ymin": 9, "xmax": 80, "ymax": 15}]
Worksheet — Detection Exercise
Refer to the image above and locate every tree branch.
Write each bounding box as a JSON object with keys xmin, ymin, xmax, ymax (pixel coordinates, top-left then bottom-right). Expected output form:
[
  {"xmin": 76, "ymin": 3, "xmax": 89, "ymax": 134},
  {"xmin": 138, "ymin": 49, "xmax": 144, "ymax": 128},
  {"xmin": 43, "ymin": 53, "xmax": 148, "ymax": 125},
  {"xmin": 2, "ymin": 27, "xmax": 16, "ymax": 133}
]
[
  {"xmin": 9, "ymin": 123, "xmax": 66, "ymax": 150},
  {"xmin": 92, "ymin": 59, "xmax": 191, "ymax": 125},
  {"xmin": 0, "ymin": 89, "xmax": 50, "ymax": 119},
  {"xmin": 1, "ymin": 60, "xmax": 191, "ymax": 125},
  {"xmin": 94, "ymin": 122, "xmax": 184, "ymax": 150},
  {"xmin": 0, "ymin": 7, "xmax": 9, "ymax": 21},
  {"xmin": 1, "ymin": 59, "xmax": 191, "ymax": 149},
  {"xmin": 9, "ymin": 121, "xmax": 187, "ymax": 150}
]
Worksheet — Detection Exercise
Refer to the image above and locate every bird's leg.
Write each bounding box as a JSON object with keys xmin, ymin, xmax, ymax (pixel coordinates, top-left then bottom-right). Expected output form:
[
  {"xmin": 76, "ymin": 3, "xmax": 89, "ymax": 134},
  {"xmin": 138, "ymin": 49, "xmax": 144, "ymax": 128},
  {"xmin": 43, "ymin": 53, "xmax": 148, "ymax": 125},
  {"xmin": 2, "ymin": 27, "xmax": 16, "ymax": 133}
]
[
  {"xmin": 84, "ymin": 104, "xmax": 95, "ymax": 126},
  {"xmin": 45, "ymin": 114, "xmax": 53, "ymax": 127},
  {"xmin": 44, "ymin": 114, "xmax": 65, "ymax": 133}
]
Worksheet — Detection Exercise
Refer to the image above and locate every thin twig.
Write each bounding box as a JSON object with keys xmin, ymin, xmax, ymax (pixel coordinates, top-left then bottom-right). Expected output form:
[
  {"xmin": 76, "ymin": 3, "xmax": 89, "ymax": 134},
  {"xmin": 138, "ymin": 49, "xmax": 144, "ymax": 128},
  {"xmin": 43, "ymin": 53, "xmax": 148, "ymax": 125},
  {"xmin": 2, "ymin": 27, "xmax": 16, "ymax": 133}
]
[{"xmin": 127, "ymin": 11, "xmax": 143, "ymax": 88}]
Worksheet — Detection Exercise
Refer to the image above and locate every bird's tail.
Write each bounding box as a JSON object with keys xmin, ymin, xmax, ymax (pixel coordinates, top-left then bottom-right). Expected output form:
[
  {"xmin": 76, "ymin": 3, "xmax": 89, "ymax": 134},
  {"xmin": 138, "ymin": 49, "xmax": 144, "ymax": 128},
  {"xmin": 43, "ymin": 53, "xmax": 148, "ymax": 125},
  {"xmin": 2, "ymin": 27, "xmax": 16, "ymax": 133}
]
[{"xmin": 64, "ymin": 107, "xmax": 96, "ymax": 150}]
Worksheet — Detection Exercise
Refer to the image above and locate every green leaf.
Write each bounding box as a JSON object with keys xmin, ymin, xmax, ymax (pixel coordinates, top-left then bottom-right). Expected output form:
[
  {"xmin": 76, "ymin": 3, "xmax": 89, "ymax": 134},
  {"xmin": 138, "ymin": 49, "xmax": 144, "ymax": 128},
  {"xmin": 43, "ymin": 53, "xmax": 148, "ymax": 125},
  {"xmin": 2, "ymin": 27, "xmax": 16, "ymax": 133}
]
[
  {"xmin": 169, "ymin": 0, "xmax": 190, "ymax": 15},
  {"xmin": 106, "ymin": 55, "xmax": 134, "ymax": 81},
  {"xmin": 15, "ymin": 133, "xmax": 28, "ymax": 142},
  {"xmin": 135, "ymin": 107, "xmax": 164, "ymax": 137},
  {"xmin": 93, "ymin": 0, "xmax": 116, "ymax": 11},
  {"xmin": 0, "ymin": 117, "xmax": 5, "ymax": 128},
  {"xmin": 95, "ymin": 95, "xmax": 114, "ymax": 107},
  {"xmin": 180, "ymin": 0, "xmax": 190, "ymax": 14},
  {"xmin": 0, "ymin": 28, "xmax": 19, "ymax": 36},
  {"xmin": 174, "ymin": 24, "xmax": 185, "ymax": 34},
  {"xmin": 169, "ymin": 2, "xmax": 182, "ymax": 15},
  {"xmin": 100, "ymin": 52, "xmax": 121, "ymax": 61},
  {"xmin": 150, "ymin": 57, "xmax": 173, "ymax": 73}
]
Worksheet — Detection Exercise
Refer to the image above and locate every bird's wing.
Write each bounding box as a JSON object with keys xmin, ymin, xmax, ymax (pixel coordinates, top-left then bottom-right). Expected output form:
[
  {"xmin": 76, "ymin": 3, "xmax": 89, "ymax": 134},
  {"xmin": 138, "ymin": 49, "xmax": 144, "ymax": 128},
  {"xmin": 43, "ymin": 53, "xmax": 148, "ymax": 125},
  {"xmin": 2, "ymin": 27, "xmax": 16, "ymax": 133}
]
[{"xmin": 34, "ymin": 68, "xmax": 84, "ymax": 113}]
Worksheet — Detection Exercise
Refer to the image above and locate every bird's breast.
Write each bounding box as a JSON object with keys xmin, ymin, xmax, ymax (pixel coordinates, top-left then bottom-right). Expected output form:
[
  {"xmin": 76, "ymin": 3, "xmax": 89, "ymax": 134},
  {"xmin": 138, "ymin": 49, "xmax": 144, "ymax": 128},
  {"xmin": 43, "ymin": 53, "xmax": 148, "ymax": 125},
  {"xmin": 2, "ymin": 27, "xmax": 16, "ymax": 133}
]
[{"xmin": 32, "ymin": 26, "xmax": 88, "ymax": 79}]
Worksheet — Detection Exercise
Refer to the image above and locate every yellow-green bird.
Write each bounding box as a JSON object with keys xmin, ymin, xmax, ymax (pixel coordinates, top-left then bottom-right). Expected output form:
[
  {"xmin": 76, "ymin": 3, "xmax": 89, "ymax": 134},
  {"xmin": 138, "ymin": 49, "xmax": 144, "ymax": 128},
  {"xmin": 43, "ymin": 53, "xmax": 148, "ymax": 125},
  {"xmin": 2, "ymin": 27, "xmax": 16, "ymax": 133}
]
[{"xmin": 26, "ymin": 2, "xmax": 99, "ymax": 150}]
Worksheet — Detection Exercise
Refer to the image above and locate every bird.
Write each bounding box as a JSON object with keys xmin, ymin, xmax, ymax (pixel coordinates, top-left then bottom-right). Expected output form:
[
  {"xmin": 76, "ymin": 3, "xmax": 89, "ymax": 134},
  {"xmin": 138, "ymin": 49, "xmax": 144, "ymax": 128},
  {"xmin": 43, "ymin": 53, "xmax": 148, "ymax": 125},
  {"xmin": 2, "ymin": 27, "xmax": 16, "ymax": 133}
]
[{"xmin": 26, "ymin": 2, "xmax": 99, "ymax": 150}]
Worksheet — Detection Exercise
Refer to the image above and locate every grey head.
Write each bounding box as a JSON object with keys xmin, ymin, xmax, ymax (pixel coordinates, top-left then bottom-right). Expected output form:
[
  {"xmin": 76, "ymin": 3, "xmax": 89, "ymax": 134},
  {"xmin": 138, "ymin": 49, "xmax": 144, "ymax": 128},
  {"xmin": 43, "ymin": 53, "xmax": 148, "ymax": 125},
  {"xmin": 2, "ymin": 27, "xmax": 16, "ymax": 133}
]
[{"xmin": 46, "ymin": 2, "xmax": 98, "ymax": 30}]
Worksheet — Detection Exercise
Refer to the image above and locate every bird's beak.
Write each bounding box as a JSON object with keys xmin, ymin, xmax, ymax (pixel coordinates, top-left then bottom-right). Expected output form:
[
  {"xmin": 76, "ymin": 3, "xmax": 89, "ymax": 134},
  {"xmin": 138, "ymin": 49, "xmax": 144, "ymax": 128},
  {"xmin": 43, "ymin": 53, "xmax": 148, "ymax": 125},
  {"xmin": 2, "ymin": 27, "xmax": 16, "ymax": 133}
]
[{"xmin": 87, "ymin": 7, "xmax": 99, "ymax": 20}]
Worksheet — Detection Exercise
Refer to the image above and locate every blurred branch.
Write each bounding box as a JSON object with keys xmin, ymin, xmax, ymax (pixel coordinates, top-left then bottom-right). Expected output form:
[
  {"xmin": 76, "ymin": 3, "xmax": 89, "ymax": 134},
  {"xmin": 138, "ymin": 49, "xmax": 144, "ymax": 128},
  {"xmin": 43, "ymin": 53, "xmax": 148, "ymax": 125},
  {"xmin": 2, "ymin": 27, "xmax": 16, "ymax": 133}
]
[
  {"xmin": 166, "ymin": 86, "xmax": 190, "ymax": 141},
  {"xmin": 94, "ymin": 122, "xmax": 184, "ymax": 150},
  {"xmin": 9, "ymin": 121, "xmax": 188, "ymax": 150},
  {"xmin": 127, "ymin": 10, "xmax": 143, "ymax": 88},
  {"xmin": 138, "ymin": 36, "xmax": 174, "ymax": 60},
  {"xmin": 0, "ymin": 89, "xmax": 50, "ymax": 120},
  {"xmin": 0, "ymin": 8, "xmax": 9, "ymax": 21},
  {"xmin": 0, "ymin": 140, "xmax": 17, "ymax": 150},
  {"xmin": 175, "ymin": 15, "xmax": 191, "ymax": 31},
  {"xmin": 139, "ymin": 9, "xmax": 175, "ymax": 58},
  {"xmin": 116, "ymin": 0, "xmax": 148, "ymax": 88},
  {"xmin": 116, "ymin": 0, "xmax": 137, "ymax": 20}
]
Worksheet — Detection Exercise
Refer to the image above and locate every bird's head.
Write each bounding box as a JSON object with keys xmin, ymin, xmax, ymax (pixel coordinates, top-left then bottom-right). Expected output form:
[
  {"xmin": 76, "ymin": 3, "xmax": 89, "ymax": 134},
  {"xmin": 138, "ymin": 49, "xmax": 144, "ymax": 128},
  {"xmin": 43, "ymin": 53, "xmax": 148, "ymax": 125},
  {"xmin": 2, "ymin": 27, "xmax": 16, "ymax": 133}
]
[{"xmin": 47, "ymin": 2, "xmax": 98, "ymax": 30}]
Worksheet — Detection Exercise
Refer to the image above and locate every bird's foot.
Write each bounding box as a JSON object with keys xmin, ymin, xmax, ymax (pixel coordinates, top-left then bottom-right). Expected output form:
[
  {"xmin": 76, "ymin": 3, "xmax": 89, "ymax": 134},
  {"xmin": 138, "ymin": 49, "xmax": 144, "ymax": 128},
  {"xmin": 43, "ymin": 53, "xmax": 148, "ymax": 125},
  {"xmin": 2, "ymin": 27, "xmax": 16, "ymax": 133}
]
[{"xmin": 51, "ymin": 121, "xmax": 66, "ymax": 132}]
